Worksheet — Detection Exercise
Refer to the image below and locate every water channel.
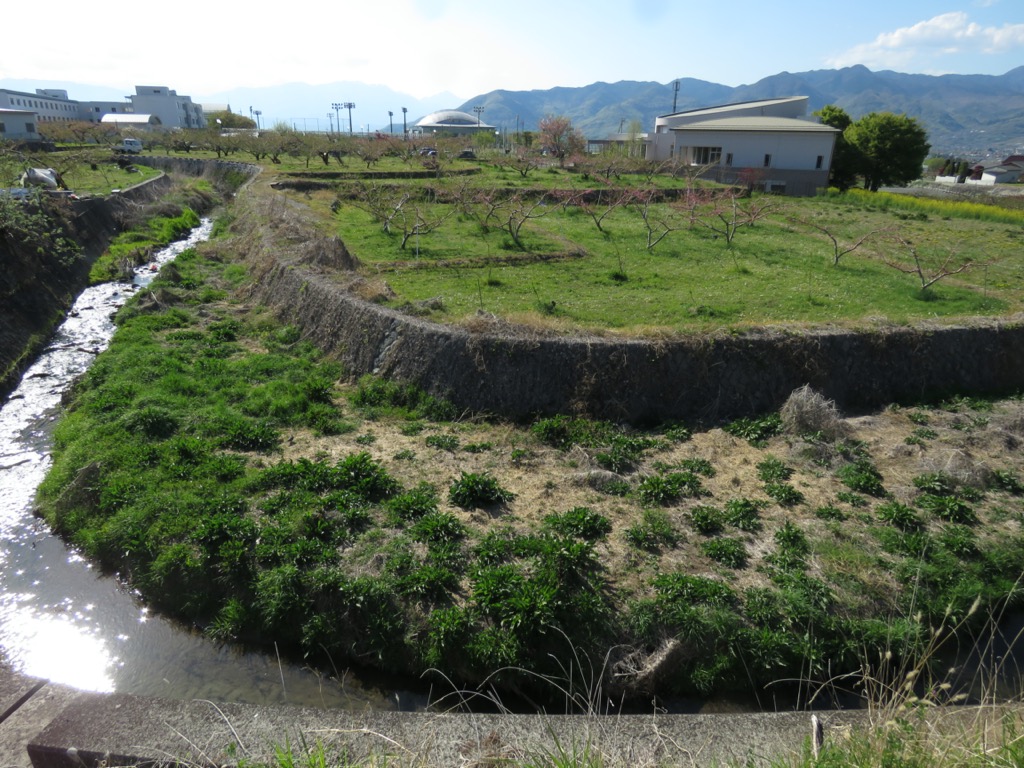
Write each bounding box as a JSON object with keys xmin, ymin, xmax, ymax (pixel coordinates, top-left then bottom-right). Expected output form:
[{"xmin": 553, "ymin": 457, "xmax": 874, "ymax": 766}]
[{"xmin": 0, "ymin": 222, "xmax": 421, "ymax": 711}]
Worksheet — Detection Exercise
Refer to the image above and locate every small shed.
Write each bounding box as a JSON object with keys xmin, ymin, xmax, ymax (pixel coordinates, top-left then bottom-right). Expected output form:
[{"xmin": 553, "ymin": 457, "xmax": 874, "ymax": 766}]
[{"xmin": 0, "ymin": 108, "xmax": 40, "ymax": 141}]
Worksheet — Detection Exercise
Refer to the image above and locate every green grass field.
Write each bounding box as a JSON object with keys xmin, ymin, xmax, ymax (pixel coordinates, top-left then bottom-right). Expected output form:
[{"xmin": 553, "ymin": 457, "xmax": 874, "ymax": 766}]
[{"xmin": 275, "ymin": 163, "xmax": 1024, "ymax": 333}]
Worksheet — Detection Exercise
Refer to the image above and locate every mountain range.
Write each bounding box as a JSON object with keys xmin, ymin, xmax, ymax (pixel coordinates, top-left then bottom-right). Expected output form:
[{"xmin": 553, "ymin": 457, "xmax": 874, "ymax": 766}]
[
  {"xmin": 458, "ymin": 65, "xmax": 1024, "ymax": 159},
  {"xmin": 5, "ymin": 65, "xmax": 1024, "ymax": 158}
]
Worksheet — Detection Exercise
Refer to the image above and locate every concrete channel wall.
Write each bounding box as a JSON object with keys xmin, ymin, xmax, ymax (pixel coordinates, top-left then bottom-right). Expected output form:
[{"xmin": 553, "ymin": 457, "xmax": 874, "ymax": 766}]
[{"xmin": 2, "ymin": 666, "xmax": 868, "ymax": 768}]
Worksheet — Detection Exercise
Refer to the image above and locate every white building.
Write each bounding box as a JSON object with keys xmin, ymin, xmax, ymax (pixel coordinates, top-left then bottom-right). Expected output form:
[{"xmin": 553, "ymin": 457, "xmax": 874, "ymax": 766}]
[
  {"xmin": 128, "ymin": 86, "xmax": 206, "ymax": 130},
  {"xmin": 412, "ymin": 109, "xmax": 496, "ymax": 137},
  {"xmin": 0, "ymin": 89, "xmax": 88, "ymax": 128},
  {"xmin": 0, "ymin": 108, "xmax": 41, "ymax": 141},
  {"xmin": 647, "ymin": 97, "xmax": 839, "ymax": 196},
  {"xmin": 0, "ymin": 85, "xmax": 206, "ymax": 133}
]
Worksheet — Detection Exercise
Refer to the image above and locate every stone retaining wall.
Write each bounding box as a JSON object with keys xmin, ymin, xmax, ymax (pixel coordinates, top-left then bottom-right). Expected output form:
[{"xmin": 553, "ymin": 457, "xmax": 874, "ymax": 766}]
[{"xmin": 248, "ymin": 229, "xmax": 1024, "ymax": 422}]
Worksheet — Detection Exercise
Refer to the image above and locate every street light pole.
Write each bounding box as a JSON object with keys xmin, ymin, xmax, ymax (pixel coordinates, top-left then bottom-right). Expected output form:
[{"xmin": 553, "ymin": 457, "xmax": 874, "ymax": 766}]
[
  {"xmin": 388, "ymin": 111, "xmax": 394, "ymax": 134},
  {"xmin": 343, "ymin": 102, "xmax": 355, "ymax": 134},
  {"xmin": 401, "ymin": 107, "xmax": 407, "ymax": 138},
  {"xmin": 473, "ymin": 105, "xmax": 484, "ymax": 126},
  {"xmin": 254, "ymin": 110, "xmax": 262, "ymax": 130},
  {"xmin": 331, "ymin": 103, "xmax": 342, "ymax": 135}
]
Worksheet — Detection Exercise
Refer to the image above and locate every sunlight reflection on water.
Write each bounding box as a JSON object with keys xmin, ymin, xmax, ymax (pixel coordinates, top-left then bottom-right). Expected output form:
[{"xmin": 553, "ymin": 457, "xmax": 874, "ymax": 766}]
[{"xmin": 0, "ymin": 221, "xmax": 405, "ymax": 710}]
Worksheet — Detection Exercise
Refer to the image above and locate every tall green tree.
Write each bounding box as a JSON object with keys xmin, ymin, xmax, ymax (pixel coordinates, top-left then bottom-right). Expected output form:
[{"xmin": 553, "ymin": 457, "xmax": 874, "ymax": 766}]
[
  {"xmin": 846, "ymin": 111, "xmax": 930, "ymax": 191},
  {"xmin": 814, "ymin": 105, "xmax": 860, "ymax": 191}
]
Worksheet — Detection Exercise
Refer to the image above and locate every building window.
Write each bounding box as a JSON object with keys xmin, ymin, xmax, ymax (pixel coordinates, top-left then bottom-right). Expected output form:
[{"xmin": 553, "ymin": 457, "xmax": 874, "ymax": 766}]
[
  {"xmin": 692, "ymin": 146, "xmax": 722, "ymax": 165},
  {"xmin": 26, "ymin": 123, "xmax": 35, "ymax": 133},
  {"xmin": 725, "ymin": 153, "xmax": 733, "ymax": 166},
  {"xmin": 0, "ymin": 123, "xmax": 5, "ymax": 133},
  {"xmin": 763, "ymin": 154, "xmax": 772, "ymax": 167},
  {"xmin": 816, "ymin": 155, "xmax": 824, "ymax": 169}
]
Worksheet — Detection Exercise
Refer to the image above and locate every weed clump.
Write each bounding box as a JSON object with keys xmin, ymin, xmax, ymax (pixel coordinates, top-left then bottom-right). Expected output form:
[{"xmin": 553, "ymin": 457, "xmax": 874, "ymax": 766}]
[
  {"xmin": 449, "ymin": 471, "xmax": 515, "ymax": 509},
  {"xmin": 780, "ymin": 384, "xmax": 846, "ymax": 440}
]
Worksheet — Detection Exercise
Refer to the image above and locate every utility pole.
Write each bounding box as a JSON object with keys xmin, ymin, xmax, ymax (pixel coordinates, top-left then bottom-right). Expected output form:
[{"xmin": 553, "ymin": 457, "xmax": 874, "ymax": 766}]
[
  {"xmin": 673, "ymin": 80, "xmax": 680, "ymax": 113},
  {"xmin": 401, "ymin": 107, "xmax": 407, "ymax": 138},
  {"xmin": 388, "ymin": 111, "xmax": 394, "ymax": 134},
  {"xmin": 343, "ymin": 102, "xmax": 355, "ymax": 134}
]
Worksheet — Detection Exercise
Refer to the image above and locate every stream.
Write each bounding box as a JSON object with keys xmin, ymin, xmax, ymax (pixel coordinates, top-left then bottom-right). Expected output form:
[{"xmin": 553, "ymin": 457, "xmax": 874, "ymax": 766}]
[{"xmin": 0, "ymin": 221, "xmax": 423, "ymax": 710}]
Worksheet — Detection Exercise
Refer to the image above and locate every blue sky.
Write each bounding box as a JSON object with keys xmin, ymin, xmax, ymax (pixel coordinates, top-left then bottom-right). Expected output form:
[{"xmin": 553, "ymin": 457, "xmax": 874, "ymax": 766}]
[{"xmin": 2, "ymin": 0, "xmax": 1022, "ymax": 100}]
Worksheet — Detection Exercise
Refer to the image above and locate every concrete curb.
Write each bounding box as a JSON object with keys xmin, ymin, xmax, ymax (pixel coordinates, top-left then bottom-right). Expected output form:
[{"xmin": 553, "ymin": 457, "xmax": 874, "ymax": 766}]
[{"xmin": 1, "ymin": 668, "xmax": 870, "ymax": 767}]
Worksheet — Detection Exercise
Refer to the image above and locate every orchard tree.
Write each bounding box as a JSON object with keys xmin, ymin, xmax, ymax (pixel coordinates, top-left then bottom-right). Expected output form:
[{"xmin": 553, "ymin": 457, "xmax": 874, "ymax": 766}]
[
  {"xmin": 538, "ymin": 115, "xmax": 586, "ymax": 166},
  {"xmin": 207, "ymin": 110, "xmax": 256, "ymax": 130},
  {"xmin": 814, "ymin": 105, "xmax": 861, "ymax": 191},
  {"xmin": 847, "ymin": 111, "xmax": 930, "ymax": 191}
]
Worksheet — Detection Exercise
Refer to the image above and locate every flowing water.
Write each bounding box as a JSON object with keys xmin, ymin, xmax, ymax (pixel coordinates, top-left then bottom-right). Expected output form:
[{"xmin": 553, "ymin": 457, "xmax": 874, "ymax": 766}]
[{"xmin": 0, "ymin": 222, "xmax": 424, "ymax": 710}]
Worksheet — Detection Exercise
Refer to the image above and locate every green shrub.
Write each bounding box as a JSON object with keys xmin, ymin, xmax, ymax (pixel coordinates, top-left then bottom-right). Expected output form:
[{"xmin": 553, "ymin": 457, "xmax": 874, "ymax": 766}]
[
  {"xmin": 425, "ymin": 433, "xmax": 459, "ymax": 452},
  {"xmin": 724, "ymin": 498, "xmax": 765, "ymax": 531},
  {"xmin": 700, "ymin": 537, "xmax": 748, "ymax": 569},
  {"xmin": 756, "ymin": 456, "xmax": 793, "ymax": 483},
  {"xmin": 542, "ymin": 507, "xmax": 612, "ymax": 540},
  {"xmin": 637, "ymin": 471, "xmax": 705, "ymax": 506},
  {"xmin": 334, "ymin": 452, "xmax": 401, "ymax": 501},
  {"xmin": 678, "ymin": 457, "xmax": 716, "ymax": 477},
  {"xmin": 120, "ymin": 405, "xmax": 179, "ymax": 439},
  {"xmin": 653, "ymin": 573, "xmax": 736, "ymax": 607},
  {"xmin": 724, "ymin": 413, "xmax": 782, "ymax": 446},
  {"xmin": 449, "ymin": 472, "xmax": 514, "ymax": 508},
  {"xmin": 836, "ymin": 490, "xmax": 869, "ymax": 507},
  {"xmin": 411, "ymin": 512, "xmax": 467, "ymax": 545},
  {"xmin": 918, "ymin": 494, "xmax": 979, "ymax": 525},
  {"xmin": 386, "ymin": 483, "xmax": 439, "ymax": 521},
  {"xmin": 624, "ymin": 509, "xmax": 679, "ymax": 551},
  {"xmin": 814, "ymin": 505, "xmax": 847, "ymax": 521},
  {"xmin": 939, "ymin": 524, "xmax": 979, "ymax": 558},
  {"xmin": 688, "ymin": 505, "xmax": 724, "ymax": 536},
  {"xmin": 595, "ymin": 434, "xmax": 657, "ymax": 473},
  {"xmin": 877, "ymin": 501, "xmax": 924, "ymax": 532},
  {"xmin": 992, "ymin": 469, "xmax": 1024, "ymax": 495},
  {"xmin": 838, "ymin": 459, "xmax": 886, "ymax": 497},
  {"xmin": 764, "ymin": 482, "xmax": 804, "ymax": 507}
]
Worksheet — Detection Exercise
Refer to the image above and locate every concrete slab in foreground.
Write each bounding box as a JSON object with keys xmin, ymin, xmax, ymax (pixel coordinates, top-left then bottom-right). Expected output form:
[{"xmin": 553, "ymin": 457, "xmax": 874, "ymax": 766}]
[{"xmin": 25, "ymin": 691, "xmax": 869, "ymax": 768}]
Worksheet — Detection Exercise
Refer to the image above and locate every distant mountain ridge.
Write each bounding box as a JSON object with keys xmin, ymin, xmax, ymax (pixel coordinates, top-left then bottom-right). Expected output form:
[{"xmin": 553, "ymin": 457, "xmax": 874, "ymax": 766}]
[
  {"xmin": 459, "ymin": 65, "xmax": 1024, "ymax": 158},
  {"xmin": 5, "ymin": 66, "xmax": 1023, "ymax": 156}
]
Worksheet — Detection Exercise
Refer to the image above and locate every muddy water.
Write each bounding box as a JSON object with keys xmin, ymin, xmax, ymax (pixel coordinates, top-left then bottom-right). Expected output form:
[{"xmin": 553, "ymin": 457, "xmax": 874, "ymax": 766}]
[{"xmin": 0, "ymin": 222, "xmax": 423, "ymax": 710}]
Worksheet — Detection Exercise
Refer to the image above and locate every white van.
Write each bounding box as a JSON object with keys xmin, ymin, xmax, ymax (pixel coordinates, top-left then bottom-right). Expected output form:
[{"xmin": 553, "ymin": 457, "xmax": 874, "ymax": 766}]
[{"xmin": 114, "ymin": 138, "xmax": 143, "ymax": 154}]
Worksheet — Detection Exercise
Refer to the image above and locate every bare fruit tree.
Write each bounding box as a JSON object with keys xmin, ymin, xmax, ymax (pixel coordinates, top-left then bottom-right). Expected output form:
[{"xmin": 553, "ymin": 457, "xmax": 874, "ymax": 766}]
[
  {"xmin": 791, "ymin": 217, "xmax": 892, "ymax": 266},
  {"xmin": 689, "ymin": 189, "xmax": 777, "ymax": 247},
  {"xmin": 880, "ymin": 234, "xmax": 983, "ymax": 294},
  {"xmin": 631, "ymin": 188, "xmax": 683, "ymax": 250}
]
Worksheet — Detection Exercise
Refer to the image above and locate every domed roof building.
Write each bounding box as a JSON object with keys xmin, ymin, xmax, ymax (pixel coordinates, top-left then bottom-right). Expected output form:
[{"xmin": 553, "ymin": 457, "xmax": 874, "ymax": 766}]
[{"xmin": 413, "ymin": 109, "xmax": 495, "ymax": 136}]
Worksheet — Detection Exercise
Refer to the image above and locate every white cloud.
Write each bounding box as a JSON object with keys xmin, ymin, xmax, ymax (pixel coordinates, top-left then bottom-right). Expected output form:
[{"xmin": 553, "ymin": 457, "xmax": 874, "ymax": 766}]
[{"xmin": 827, "ymin": 12, "xmax": 1024, "ymax": 70}]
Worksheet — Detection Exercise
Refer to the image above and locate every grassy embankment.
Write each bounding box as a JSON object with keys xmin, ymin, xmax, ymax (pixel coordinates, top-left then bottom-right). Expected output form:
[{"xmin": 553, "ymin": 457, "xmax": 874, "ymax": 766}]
[{"xmin": 36, "ymin": 168, "xmax": 1024, "ymax": 709}]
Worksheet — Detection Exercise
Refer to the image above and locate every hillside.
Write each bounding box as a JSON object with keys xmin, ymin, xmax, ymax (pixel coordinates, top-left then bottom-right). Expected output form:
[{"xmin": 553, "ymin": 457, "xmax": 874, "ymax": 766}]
[{"xmin": 459, "ymin": 65, "xmax": 1024, "ymax": 158}]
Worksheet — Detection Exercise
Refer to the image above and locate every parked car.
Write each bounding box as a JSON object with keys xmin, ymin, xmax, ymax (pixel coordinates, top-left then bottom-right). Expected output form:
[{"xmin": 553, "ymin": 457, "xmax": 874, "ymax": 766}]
[{"xmin": 458, "ymin": 149, "xmax": 476, "ymax": 159}]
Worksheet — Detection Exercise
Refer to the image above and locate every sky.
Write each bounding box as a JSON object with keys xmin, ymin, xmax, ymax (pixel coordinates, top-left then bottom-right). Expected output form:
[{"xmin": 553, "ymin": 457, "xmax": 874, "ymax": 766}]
[{"xmin": 2, "ymin": 0, "xmax": 1023, "ymax": 102}]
